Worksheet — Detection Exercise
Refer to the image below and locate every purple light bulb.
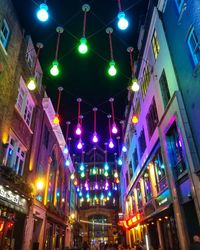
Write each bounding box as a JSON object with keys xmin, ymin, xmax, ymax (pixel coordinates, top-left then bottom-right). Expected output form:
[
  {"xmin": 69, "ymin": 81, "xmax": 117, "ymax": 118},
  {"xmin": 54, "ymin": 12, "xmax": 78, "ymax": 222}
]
[
  {"xmin": 92, "ymin": 132, "xmax": 99, "ymax": 143},
  {"xmin": 77, "ymin": 140, "xmax": 83, "ymax": 150},
  {"xmin": 112, "ymin": 123, "xmax": 118, "ymax": 134},
  {"xmin": 109, "ymin": 139, "xmax": 114, "ymax": 149},
  {"xmin": 95, "ymin": 183, "xmax": 99, "ymax": 190},
  {"xmin": 75, "ymin": 123, "xmax": 82, "ymax": 136}
]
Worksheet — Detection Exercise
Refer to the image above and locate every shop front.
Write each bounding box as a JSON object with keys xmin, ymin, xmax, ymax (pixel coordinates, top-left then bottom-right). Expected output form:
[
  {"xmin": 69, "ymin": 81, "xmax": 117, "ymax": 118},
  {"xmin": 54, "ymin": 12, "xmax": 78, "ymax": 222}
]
[{"xmin": 0, "ymin": 184, "xmax": 29, "ymax": 250}]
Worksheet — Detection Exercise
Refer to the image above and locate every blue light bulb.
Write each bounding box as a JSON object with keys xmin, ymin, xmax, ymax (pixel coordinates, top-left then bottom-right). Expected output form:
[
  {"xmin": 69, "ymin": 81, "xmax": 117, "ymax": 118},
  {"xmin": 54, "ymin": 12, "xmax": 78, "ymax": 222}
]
[
  {"xmin": 37, "ymin": 3, "xmax": 49, "ymax": 22},
  {"xmin": 117, "ymin": 11, "xmax": 129, "ymax": 30}
]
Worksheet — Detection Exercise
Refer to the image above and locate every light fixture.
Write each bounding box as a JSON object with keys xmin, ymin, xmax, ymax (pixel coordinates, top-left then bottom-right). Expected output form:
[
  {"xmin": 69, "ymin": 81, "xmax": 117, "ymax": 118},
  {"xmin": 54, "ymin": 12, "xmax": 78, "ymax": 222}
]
[
  {"xmin": 109, "ymin": 98, "xmax": 118, "ymax": 134},
  {"xmin": 77, "ymin": 138, "xmax": 83, "ymax": 150},
  {"xmin": 80, "ymin": 163, "xmax": 85, "ymax": 171},
  {"xmin": 37, "ymin": 2, "xmax": 49, "ymax": 22},
  {"xmin": 109, "ymin": 139, "xmax": 114, "ymax": 149},
  {"xmin": 117, "ymin": 157, "xmax": 123, "ymax": 166},
  {"xmin": 78, "ymin": 4, "xmax": 90, "ymax": 54},
  {"xmin": 117, "ymin": 0, "xmax": 129, "ymax": 30},
  {"xmin": 107, "ymin": 114, "xmax": 115, "ymax": 149},
  {"xmin": 27, "ymin": 42, "xmax": 43, "ymax": 91},
  {"xmin": 50, "ymin": 27, "xmax": 64, "ymax": 77},
  {"xmin": 75, "ymin": 98, "xmax": 82, "ymax": 135},
  {"xmin": 132, "ymin": 114, "xmax": 138, "ymax": 124},
  {"xmin": 71, "ymin": 173, "xmax": 75, "ymax": 180},
  {"xmin": 127, "ymin": 47, "xmax": 139, "ymax": 92},
  {"xmin": 106, "ymin": 27, "xmax": 117, "ymax": 77},
  {"xmin": 53, "ymin": 87, "xmax": 63, "ymax": 125},
  {"xmin": 92, "ymin": 107, "xmax": 99, "ymax": 143},
  {"xmin": 65, "ymin": 159, "xmax": 70, "ymax": 166},
  {"xmin": 63, "ymin": 145, "xmax": 68, "ymax": 154},
  {"xmin": 122, "ymin": 145, "xmax": 127, "ymax": 152},
  {"xmin": 36, "ymin": 178, "xmax": 44, "ymax": 191},
  {"xmin": 80, "ymin": 172, "xmax": 85, "ymax": 178}
]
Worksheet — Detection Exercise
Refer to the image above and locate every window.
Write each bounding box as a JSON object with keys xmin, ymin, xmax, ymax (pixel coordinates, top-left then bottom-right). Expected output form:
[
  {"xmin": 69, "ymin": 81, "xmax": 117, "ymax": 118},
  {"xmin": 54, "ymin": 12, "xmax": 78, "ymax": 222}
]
[
  {"xmin": 146, "ymin": 98, "xmax": 159, "ymax": 138},
  {"xmin": 0, "ymin": 19, "xmax": 10, "ymax": 49},
  {"xmin": 126, "ymin": 171, "xmax": 129, "ymax": 187},
  {"xmin": 166, "ymin": 123, "xmax": 187, "ymax": 178},
  {"xmin": 5, "ymin": 134, "xmax": 26, "ymax": 176},
  {"xmin": 136, "ymin": 183, "xmax": 143, "ymax": 209},
  {"xmin": 159, "ymin": 70, "xmax": 170, "ymax": 108},
  {"xmin": 154, "ymin": 150, "xmax": 167, "ymax": 192},
  {"xmin": 25, "ymin": 52, "xmax": 35, "ymax": 70},
  {"xmin": 128, "ymin": 161, "xmax": 133, "ymax": 180},
  {"xmin": 47, "ymin": 151, "xmax": 57, "ymax": 204},
  {"xmin": 174, "ymin": 0, "xmax": 184, "ymax": 13},
  {"xmin": 138, "ymin": 129, "xmax": 146, "ymax": 158},
  {"xmin": 43, "ymin": 125, "xmax": 49, "ymax": 149},
  {"xmin": 187, "ymin": 26, "xmax": 200, "ymax": 66},
  {"xmin": 143, "ymin": 170, "xmax": 152, "ymax": 202},
  {"xmin": 132, "ymin": 148, "xmax": 138, "ymax": 171},
  {"xmin": 16, "ymin": 76, "xmax": 34, "ymax": 127},
  {"xmin": 151, "ymin": 30, "xmax": 160, "ymax": 60},
  {"xmin": 141, "ymin": 65, "xmax": 151, "ymax": 98}
]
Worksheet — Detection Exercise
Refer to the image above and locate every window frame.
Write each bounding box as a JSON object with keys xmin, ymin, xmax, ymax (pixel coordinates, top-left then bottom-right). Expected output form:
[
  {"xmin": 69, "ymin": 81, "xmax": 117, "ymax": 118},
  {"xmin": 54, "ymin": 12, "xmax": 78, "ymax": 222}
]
[
  {"xmin": 151, "ymin": 30, "xmax": 160, "ymax": 60},
  {"xmin": 187, "ymin": 26, "xmax": 200, "ymax": 66},
  {"xmin": 0, "ymin": 19, "xmax": 10, "ymax": 51}
]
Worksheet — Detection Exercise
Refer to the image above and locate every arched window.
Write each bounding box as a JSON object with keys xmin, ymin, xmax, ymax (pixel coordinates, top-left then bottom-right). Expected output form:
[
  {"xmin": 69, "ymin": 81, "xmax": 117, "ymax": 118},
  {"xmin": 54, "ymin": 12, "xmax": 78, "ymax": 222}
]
[{"xmin": 47, "ymin": 151, "xmax": 57, "ymax": 204}]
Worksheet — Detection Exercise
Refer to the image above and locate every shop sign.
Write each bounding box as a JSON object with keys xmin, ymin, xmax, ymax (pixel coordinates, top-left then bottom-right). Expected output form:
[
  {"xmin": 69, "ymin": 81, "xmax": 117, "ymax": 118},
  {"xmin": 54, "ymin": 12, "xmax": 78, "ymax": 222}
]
[
  {"xmin": 156, "ymin": 189, "xmax": 171, "ymax": 207},
  {"xmin": 123, "ymin": 212, "xmax": 142, "ymax": 230},
  {"xmin": 0, "ymin": 185, "xmax": 28, "ymax": 213}
]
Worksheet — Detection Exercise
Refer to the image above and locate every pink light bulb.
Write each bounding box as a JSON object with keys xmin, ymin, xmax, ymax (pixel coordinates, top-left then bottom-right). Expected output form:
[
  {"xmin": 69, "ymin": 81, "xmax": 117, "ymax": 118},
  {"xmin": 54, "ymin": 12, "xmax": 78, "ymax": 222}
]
[
  {"xmin": 105, "ymin": 181, "xmax": 109, "ymax": 186},
  {"xmin": 77, "ymin": 140, "xmax": 83, "ymax": 150},
  {"xmin": 86, "ymin": 186, "xmax": 89, "ymax": 191},
  {"xmin": 95, "ymin": 183, "xmax": 99, "ymax": 190},
  {"xmin": 84, "ymin": 182, "xmax": 88, "ymax": 188},
  {"xmin": 105, "ymin": 186, "xmax": 108, "ymax": 190},
  {"xmin": 112, "ymin": 123, "xmax": 118, "ymax": 134},
  {"xmin": 92, "ymin": 132, "xmax": 99, "ymax": 143},
  {"xmin": 109, "ymin": 139, "xmax": 114, "ymax": 149},
  {"xmin": 75, "ymin": 124, "xmax": 82, "ymax": 135}
]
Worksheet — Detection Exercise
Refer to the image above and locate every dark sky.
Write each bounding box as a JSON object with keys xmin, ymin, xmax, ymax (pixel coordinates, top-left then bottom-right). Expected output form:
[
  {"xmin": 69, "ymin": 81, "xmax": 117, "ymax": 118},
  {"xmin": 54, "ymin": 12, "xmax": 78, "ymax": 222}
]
[{"xmin": 13, "ymin": 0, "xmax": 149, "ymax": 155}]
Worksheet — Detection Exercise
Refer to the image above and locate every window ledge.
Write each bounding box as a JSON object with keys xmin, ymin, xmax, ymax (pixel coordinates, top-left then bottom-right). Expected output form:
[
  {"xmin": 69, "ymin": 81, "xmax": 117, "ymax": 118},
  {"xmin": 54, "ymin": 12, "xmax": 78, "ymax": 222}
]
[{"xmin": 14, "ymin": 106, "xmax": 34, "ymax": 135}]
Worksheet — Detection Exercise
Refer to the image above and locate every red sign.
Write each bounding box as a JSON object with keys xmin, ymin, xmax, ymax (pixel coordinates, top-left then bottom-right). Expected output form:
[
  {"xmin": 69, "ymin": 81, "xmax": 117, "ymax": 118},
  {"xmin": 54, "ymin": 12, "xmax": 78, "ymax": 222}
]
[{"xmin": 122, "ymin": 212, "xmax": 142, "ymax": 230}]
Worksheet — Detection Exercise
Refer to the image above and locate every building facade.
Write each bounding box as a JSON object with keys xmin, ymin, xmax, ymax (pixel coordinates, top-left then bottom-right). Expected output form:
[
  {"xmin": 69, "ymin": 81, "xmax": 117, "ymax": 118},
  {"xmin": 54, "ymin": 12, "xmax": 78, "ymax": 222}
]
[
  {"xmin": 0, "ymin": 1, "xmax": 75, "ymax": 249},
  {"xmin": 120, "ymin": 1, "xmax": 200, "ymax": 250}
]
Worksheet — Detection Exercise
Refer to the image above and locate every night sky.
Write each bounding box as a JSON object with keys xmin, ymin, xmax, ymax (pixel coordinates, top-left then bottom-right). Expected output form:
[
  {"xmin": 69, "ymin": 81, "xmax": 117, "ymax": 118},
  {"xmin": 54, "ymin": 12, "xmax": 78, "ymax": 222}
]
[{"xmin": 13, "ymin": 0, "xmax": 149, "ymax": 155}]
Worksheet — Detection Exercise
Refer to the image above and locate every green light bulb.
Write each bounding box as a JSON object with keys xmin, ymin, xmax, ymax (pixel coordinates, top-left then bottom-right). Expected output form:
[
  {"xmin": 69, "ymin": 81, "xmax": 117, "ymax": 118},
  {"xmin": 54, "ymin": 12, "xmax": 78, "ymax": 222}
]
[
  {"xmin": 104, "ymin": 171, "xmax": 108, "ymax": 177},
  {"xmin": 92, "ymin": 167, "xmax": 97, "ymax": 175},
  {"xmin": 80, "ymin": 172, "xmax": 85, "ymax": 178},
  {"xmin": 78, "ymin": 37, "xmax": 88, "ymax": 54},
  {"xmin": 50, "ymin": 60, "xmax": 59, "ymax": 76},
  {"xmin": 108, "ymin": 60, "xmax": 117, "ymax": 76}
]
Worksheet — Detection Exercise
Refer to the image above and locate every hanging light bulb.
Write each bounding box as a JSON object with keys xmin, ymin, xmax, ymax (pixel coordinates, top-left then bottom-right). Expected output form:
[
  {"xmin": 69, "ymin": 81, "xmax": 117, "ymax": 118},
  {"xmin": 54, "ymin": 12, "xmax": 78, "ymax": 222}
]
[
  {"xmin": 118, "ymin": 157, "xmax": 123, "ymax": 166},
  {"xmin": 104, "ymin": 171, "xmax": 108, "ymax": 177},
  {"xmin": 122, "ymin": 144, "xmax": 127, "ymax": 153},
  {"xmin": 77, "ymin": 187, "xmax": 80, "ymax": 192},
  {"xmin": 108, "ymin": 60, "xmax": 117, "ymax": 77},
  {"xmin": 114, "ymin": 185, "xmax": 118, "ymax": 191},
  {"xmin": 108, "ymin": 191, "xmax": 112, "ymax": 197},
  {"xmin": 80, "ymin": 163, "xmax": 84, "ymax": 171},
  {"xmin": 65, "ymin": 159, "xmax": 70, "ymax": 167},
  {"xmin": 86, "ymin": 193, "xmax": 90, "ymax": 199},
  {"xmin": 131, "ymin": 78, "xmax": 139, "ymax": 92},
  {"xmin": 132, "ymin": 114, "xmax": 138, "ymax": 124},
  {"xmin": 104, "ymin": 162, "xmax": 109, "ymax": 171},
  {"xmin": 71, "ymin": 173, "xmax": 75, "ymax": 180},
  {"xmin": 77, "ymin": 139, "xmax": 83, "ymax": 150},
  {"xmin": 63, "ymin": 145, "xmax": 68, "ymax": 154},
  {"xmin": 53, "ymin": 114, "xmax": 60, "ymax": 125},
  {"xmin": 117, "ymin": 11, "xmax": 129, "ymax": 30},
  {"xmin": 75, "ymin": 123, "xmax": 82, "ymax": 136},
  {"xmin": 37, "ymin": 3, "xmax": 49, "ymax": 22},
  {"xmin": 109, "ymin": 139, "xmax": 114, "ymax": 149},
  {"xmin": 80, "ymin": 172, "xmax": 85, "ymax": 178},
  {"xmin": 79, "ymin": 191, "xmax": 83, "ymax": 197},
  {"xmin": 116, "ymin": 177, "xmax": 120, "ymax": 184},
  {"xmin": 111, "ymin": 123, "xmax": 118, "ymax": 134},
  {"xmin": 78, "ymin": 37, "xmax": 88, "ymax": 54},
  {"xmin": 92, "ymin": 132, "xmax": 99, "ymax": 143},
  {"xmin": 95, "ymin": 183, "xmax": 99, "ymax": 190},
  {"xmin": 50, "ymin": 60, "xmax": 59, "ymax": 76},
  {"xmin": 74, "ymin": 179, "xmax": 78, "ymax": 186},
  {"xmin": 50, "ymin": 27, "xmax": 64, "ymax": 77},
  {"xmin": 114, "ymin": 171, "xmax": 119, "ymax": 178},
  {"xmin": 100, "ymin": 193, "xmax": 104, "ymax": 200},
  {"xmin": 27, "ymin": 77, "xmax": 36, "ymax": 91},
  {"xmin": 92, "ymin": 167, "xmax": 97, "ymax": 175}
]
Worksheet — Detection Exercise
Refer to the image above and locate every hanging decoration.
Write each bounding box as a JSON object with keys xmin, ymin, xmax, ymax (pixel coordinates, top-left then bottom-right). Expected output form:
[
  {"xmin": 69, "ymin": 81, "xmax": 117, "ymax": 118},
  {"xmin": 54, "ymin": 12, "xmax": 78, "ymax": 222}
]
[
  {"xmin": 114, "ymin": 153, "xmax": 120, "ymax": 184},
  {"xmin": 106, "ymin": 27, "xmax": 117, "ymax": 77},
  {"xmin": 107, "ymin": 114, "xmax": 115, "ymax": 149},
  {"xmin": 53, "ymin": 87, "xmax": 63, "ymax": 125},
  {"xmin": 27, "ymin": 42, "xmax": 43, "ymax": 91},
  {"xmin": 75, "ymin": 98, "xmax": 83, "ymax": 136},
  {"xmin": 37, "ymin": 1, "xmax": 49, "ymax": 22},
  {"xmin": 65, "ymin": 137, "xmax": 72, "ymax": 166},
  {"xmin": 77, "ymin": 115, "xmax": 84, "ymax": 150},
  {"xmin": 116, "ymin": 136, "xmax": 123, "ymax": 166},
  {"xmin": 120, "ymin": 120, "xmax": 127, "ymax": 152},
  {"xmin": 50, "ymin": 27, "xmax": 64, "ymax": 77},
  {"xmin": 132, "ymin": 114, "xmax": 138, "ymax": 125},
  {"xmin": 117, "ymin": 0, "xmax": 129, "ymax": 30},
  {"xmin": 109, "ymin": 98, "xmax": 118, "ymax": 134},
  {"xmin": 80, "ymin": 150, "xmax": 85, "ymax": 178},
  {"xmin": 92, "ymin": 107, "xmax": 99, "ymax": 143},
  {"xmin": 78, "ymin": 4, "xmax": 90, "ymax": 54},
  {"xmin": 127, "ymin": 47, "xmax": 139, "ymax": 92}
]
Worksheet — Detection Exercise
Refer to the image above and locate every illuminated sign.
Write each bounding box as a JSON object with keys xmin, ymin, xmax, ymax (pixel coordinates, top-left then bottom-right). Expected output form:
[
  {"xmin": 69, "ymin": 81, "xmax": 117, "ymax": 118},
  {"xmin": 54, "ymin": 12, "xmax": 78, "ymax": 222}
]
[
  {"xmin": 156, "ymin": 189, "xmax": 171, "ymax": 207},
  {"xmin": 0, "ymin": 186, "xmax": 28, "ymax": 213},
  {"xmin": 122, "ymin": 212, "xmax": 142, "ymax": 230}
]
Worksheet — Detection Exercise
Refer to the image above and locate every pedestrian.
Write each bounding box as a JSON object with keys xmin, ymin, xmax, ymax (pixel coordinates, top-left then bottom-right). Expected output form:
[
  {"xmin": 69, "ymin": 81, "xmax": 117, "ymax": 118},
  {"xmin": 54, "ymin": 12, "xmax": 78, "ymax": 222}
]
[{"xmin": 190, "ymin": 235, "xmax": 200, "ymax": 250}]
